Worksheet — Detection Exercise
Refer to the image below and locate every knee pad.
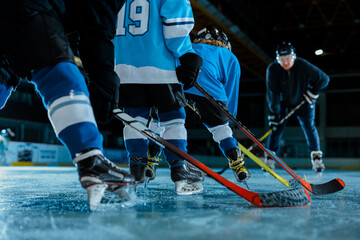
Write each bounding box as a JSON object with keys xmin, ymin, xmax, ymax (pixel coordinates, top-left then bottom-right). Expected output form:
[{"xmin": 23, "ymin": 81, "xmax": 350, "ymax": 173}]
[
  {"xmin": 32, "ymin": 62, "xmax": 89, "ymax": 105},
  {"xmin": 123, "ymin": 115, "xmax": 148, "ymax": 141},
  {"xmin": 159, "ymin": 108, "xmax": 187, "ymax": 141},
  {"xmin": 207, "ymin": 123, "xmax": 233, "ymax": 143}
]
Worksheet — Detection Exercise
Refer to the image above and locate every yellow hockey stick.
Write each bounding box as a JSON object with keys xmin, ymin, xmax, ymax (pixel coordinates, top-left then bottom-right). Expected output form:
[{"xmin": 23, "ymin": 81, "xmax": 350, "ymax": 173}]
[{"xmin": 237, "ymin": 142, "xmax": 298, "ymax": 188}]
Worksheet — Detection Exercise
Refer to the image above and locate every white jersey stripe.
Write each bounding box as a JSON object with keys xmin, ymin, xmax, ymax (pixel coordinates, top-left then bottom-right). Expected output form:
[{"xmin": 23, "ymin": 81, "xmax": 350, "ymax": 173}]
[
  {"xmin": 116, "ymin": 64, "xmax": 179, "ymax": 84},
  {"xmin": 164, "ymin": 23, "xmax": 194, "ymax": 39}
]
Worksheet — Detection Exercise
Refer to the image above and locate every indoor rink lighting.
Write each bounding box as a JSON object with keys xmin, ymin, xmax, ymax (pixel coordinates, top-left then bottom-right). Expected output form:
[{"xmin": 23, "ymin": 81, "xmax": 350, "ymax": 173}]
[{"xmin": 315, "ymin": 49, "xmax": 324, "ymax": 55}]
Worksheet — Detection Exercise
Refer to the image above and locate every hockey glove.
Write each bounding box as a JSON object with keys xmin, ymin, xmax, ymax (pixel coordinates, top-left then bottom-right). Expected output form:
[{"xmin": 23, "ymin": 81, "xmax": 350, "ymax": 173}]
[
  {"xmin": 88, "ymin": 71, "xmax": 120, "ymax": 125},
  {"xmin": 176, "ymin": 53, "xmax": 203, "ymax": 90},
  {"xmin": 268, "ymin": 113, "xmax": 280, "ymax": 131},
  {"xmin": 303, "ymin": 89, "xmax": 319, "ymax": 104}
]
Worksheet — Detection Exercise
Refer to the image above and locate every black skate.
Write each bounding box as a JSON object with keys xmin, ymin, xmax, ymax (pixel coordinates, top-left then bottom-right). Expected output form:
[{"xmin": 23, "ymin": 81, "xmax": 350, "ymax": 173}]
[
  {"xmin": 226, "ymin": 148, "xmax": 250, "ymax": 182},
  {"xmin": 170, "ymin": 160, "xmax": 204, "ymax": 195},
  {"xmin": 74, "ymin": 149, "xmax": 136, "ymax": 211},
  {"xmin": 129, "ymin": 157, "xmax": 148, "ymax": 184}
]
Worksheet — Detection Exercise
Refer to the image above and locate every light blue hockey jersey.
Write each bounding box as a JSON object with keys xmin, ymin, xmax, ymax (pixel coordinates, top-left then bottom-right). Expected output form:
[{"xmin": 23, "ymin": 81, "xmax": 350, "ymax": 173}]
[
  {"xmin": 185, "ymin": 43, "xmax": 241, "ymax": 117},
  {"xmin": 114, "ymin": 0, "xmax": 195, "ymax": 84}
]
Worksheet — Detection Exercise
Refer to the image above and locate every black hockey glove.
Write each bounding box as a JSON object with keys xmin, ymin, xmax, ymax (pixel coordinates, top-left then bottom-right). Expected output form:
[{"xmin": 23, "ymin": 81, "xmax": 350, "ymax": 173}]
[
  {"xmin": 176, "ymin": 53, "xmax": 203, "ymax": 90},
  {"xmin": 88, "ymin": 72, "xmax": 120, "ymax": 125},
  {"xmin": 268, "ymin": 113, "xmax": 280, "ymax": 131},
  {"xmin": 303, "ymin": 89, "xmax": 319, "ymax": 104}
]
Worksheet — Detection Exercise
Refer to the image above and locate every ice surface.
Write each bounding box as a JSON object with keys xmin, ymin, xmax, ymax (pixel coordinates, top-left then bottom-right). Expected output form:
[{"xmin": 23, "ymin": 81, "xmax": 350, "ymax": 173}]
[{"xmin": 0, "ymin": 167, "xmax": 359, "ymax": 240}]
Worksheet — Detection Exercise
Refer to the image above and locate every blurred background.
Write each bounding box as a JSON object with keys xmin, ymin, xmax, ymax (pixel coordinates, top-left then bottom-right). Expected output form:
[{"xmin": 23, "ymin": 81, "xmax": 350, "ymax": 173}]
[{"xmin": 0, "ymin": 0, "xmax": 359, "ymax": 169}]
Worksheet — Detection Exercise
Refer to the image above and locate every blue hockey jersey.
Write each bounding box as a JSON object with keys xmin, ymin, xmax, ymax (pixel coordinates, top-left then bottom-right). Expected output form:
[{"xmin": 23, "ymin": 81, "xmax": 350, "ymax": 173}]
[
  {"xmin": 114, "ymin": 0, "xmax": 195, "ymax": 84},
  {"xmin": 185, "ymin": 43, "xmax": 241, "ymax": 117}
]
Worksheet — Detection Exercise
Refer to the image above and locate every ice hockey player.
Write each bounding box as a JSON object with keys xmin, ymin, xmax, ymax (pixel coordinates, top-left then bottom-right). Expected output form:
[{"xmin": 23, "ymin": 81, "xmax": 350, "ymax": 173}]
[
  {"xmin": 114, "ymin": 0, "xmax": 204, "ymax": 195},
  {"xmin": 185, "ymin": 26, "xmax": 250, "ymax": 182},
  {"xmin": 146, "ymin": 26, "xmax": 250, "ymax": 183},
  {"xmin": 0, "ymin": 0, "xmax": 135, "ymax": 210},
  {"xmin": 266, "ymin": 42, "xmax": 330, "ymax": 172},
  {"xmin": 59, "ymin": 0, "xmax": 123, "ymax": 125}
]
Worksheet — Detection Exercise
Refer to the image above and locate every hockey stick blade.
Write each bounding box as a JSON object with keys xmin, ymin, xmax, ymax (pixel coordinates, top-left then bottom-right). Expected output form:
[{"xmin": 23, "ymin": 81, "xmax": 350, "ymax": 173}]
[
  {"xmin": 269, "ymin": 151, "xmax": 345, "ymax": 195},
  {"xmin": 113, "ymin": 109, "xmax": 310, "ymax": 208},
  {"xmin": 194, "ymin": 83, "xmax": 345, "ymax": 195}
]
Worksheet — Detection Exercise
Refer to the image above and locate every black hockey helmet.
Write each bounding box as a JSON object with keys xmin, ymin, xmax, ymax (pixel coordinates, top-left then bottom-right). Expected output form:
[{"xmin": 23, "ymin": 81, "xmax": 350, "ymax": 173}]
[
  {"xmin": 276, "ymin": 42, "xmax": 295, "ymax": 57},
  {"xmin": 196, "ymin": 26, "xmax": 232, "ymax": 51}
]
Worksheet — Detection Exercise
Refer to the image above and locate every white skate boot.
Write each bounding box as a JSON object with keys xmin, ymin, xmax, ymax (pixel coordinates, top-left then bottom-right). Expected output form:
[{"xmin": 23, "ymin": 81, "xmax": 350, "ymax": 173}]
[
  {"xmin": 311, "ymin": 151, "xmax": 325, "ymax": 173},
  {"xmin": 170, "ymin": 160, "xmax": 204, "ymax": 195}
]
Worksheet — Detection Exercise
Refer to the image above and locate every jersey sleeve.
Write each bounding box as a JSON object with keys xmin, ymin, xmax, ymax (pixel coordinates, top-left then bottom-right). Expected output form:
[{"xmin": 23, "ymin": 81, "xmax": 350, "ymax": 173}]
[
  {"xmin": 266, "ymin": 64, "xmax": 281, "ymax": 114},
  {"xmin": 160, "ymin": 0, "xmax": 195, "ymax": 58},
  {"xmin": 304, "ymin": 60, "xmax": 330, "ymax": 94},
  {"xmin": 224, "ymin": 55, "xmax": 241, "ymax": 117}
]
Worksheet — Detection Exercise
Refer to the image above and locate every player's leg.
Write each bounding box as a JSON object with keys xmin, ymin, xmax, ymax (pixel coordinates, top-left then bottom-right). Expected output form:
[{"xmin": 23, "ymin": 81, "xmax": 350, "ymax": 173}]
[
  {"xmin": 186, "ymin": 93, "xmax": 250, "ymax": 181},
  {"xmin": 155, "ymin": 86, "xmax": 204, "ymax": 195},
  {"xmin": 0, "ymin": 4, "xmax": 134, "ymax": 209},
  {"xmin": 32, "ymin": 62, "xmax": 135, "ymax": 209},
  {"xmin": 146, "ymin": 110, "xmax": 163, "ymax": 181},
  {"xmin": 122, "ymin": 106, "xmax": 151, "ymax": 184},
  {"xmin": 158, "ymin": 107, "xmax": 204, "ymax": 195},
  {"xmin": 296, "ymin": 103, "xmax": 324, "ymax": 172}
]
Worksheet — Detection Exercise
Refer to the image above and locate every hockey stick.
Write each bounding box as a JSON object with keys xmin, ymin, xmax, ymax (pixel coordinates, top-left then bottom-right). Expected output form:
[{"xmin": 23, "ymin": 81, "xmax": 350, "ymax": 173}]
[
  {"xmin": 237, "ymin": 142, "xmax": 298, "ymax": 188},
  {"xmin": 185, "ymin": 99, "xmax": 298, "ymax": 188},
  {"xmin": 194, "ymin": 82, "xmax": 345, "ymax": 195},
  {"xmin": 113, "ymin": 109, "xmax": 311, "ymax": 207},
  {"xmin": 217, "ymin": 99, "xmax": 306, "ymax": 174}
]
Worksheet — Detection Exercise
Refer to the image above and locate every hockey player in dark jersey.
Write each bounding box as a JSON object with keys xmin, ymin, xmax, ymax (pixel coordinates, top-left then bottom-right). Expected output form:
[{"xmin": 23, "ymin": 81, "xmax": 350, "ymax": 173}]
[
  {"xmin": 60, "ymin": 0, "xmax": 124, "ymax": 125},
  {"xmin": 266, "ymin": 42, "xmax": 330, "ymax": 172},
  {"xmin": 147, "ymin": 26, "xmax": 250, "ymax": 183},
  {"xmin": 0, "ymin": 0, "xmax": 135, "ymax": 210},
  {"xmin": 114, "ymin": 0, "xmax": 204, "ymax": 195}
]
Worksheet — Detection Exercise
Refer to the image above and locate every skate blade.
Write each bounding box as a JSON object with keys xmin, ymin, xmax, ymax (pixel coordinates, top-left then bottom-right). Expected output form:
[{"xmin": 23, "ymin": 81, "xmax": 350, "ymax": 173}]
[
  {"xmin": 86, "ymin": 183, "xmax": 107, "ymax": 211},
  {"xmin": 242, "ymin": 180, "xmax": 250, "ymax": 190},
  {"xmin": 114, "ymin": 185, "xmax": 137, "ymax": 201},
  {"xmin": 144, "ymin": 177, "xmax": 153, "ymax": 188},
  {"xmin": 175, "ymin": 180, "xmax": 203, "ymax": 195}
]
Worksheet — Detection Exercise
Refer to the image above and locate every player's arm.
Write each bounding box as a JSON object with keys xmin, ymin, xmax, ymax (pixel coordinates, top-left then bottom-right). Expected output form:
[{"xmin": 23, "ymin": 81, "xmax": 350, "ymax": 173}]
[
  {"xmin": 160, "ymin": 0, "xmax": 202, "ymax": 90},
  {"xmin": 224, "ymin": 55, "xmax": 241, "ymax": 117}
]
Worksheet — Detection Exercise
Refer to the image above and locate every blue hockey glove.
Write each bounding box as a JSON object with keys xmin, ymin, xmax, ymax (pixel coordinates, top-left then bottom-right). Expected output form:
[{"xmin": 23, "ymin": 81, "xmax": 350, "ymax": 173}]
[
  {"xmin": 176, "ymin": 53, "xmax": 203, "ymax": 90},
  {"xmin": 303, "ymin": 89, "xmax": 319, "ymax": 104}
]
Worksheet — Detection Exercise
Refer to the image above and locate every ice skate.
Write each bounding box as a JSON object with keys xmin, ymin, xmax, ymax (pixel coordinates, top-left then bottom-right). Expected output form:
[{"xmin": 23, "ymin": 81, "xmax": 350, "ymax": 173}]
[
  {"xmin": 129, "ymin": 157, "xmax": 148, "ymax": 184},
  {"xmin": 226, "ymin": 148, "xmax": 250, "ymax": 182},
  {"xmin": 145, "ymin": 144, "xmax": 162, "ymax": 183},
  {"xmin": 74, "ymin": 149, "xmax": 136, "ymax": 211},
  {"xmin": 264, "ymin": 156, "xmax": 276, "ymax": 170},
  {"xmin": 170, "ymin": 160, "xmax": 204, "ymax": 195},
  {"xmin": 311, "ymin": 151, "xmax": 325, "ymax": 173}
]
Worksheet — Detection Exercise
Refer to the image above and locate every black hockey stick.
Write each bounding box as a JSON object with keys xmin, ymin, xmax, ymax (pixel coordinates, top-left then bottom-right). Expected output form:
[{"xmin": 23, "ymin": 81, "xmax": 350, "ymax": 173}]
[
  {"xmin": 216, "ymin": 99, "xmax": 306, "ymax": 174},
  {"xmin": 113, "ymin": 109, "xmax": 310, "ymax": 207},
  {"xmin": 194, "ymin": 82, "xmax": 345, "ymax": 195}
]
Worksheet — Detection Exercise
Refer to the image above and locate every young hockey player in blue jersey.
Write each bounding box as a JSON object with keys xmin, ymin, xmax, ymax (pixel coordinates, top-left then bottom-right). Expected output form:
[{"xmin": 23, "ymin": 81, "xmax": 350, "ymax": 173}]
[
  {"xmin": 146, "ymin": 26, "xmax": 250, "ymax": 183},
  {"xmin": 266, "ymin": 42, "xmax": 330, "ymax": 172},
  {"xmin": 114, "ymin": 0, "xmax": 204, "ymax": 195},
  {"xmin": 184, "ymin": 26, "xmax": 250, "ymax": 182},
  {"xmin": 0, "ymin": 0, "xmax": 135, "ymax": 210}
]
